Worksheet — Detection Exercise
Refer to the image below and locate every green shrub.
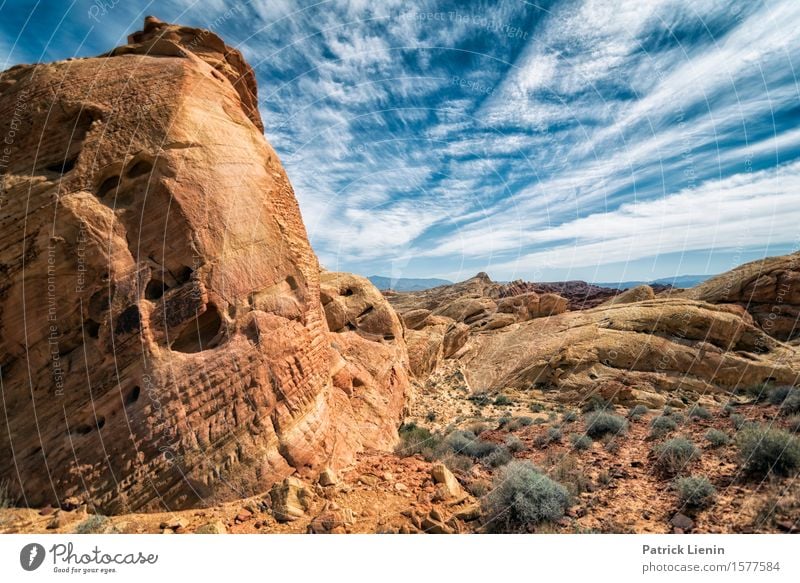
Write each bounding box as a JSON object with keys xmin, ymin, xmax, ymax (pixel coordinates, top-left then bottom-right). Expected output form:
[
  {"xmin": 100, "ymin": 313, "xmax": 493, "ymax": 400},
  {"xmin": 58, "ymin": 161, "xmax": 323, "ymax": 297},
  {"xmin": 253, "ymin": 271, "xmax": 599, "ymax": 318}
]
[
  {"xmin": 396, "ymin": 422, "xmax": 439, "ymax": 458},
  {"xmin": 483, "ymin": 445, "xmax": 513, "ymax": 468},
  {"xmin": 505, "ymin": 435, "xmax": 525, "ymax": 453},
  {"xmin": 688, "ymin": 405, "xmax": 712, "ymax": 420},
  {"xmin": 628, "ymin": 404, "xmax": 649, "ymax": 420},
  {"xmin": 482, "ymin": 461, "xmax": 570, "ymax": 532},
  {"xmin": 705, "ymin": 428, "xmax": 730, "ymax": 448},
  {"xmin": 562, "ymin": 410, "xmax": 578, "ymax": 423},
  {"xmin": 444, "ymin": 454, "xmax": 474, "ymax": 474},
  {"xmin": 584, "ymin": 411, "xmax": 627, "ymax": 439},
  {"xmin": 75, "ymin": 515, "xmax": 111, "ymax": 534},
  {"xmin": 494, "ymin": 395, "xmax": 513, "ymax": 406},
  {"xmin": 650, "ymin": 415, "xmax": 678, "ymax": 437},
  {"xmin": 503, "ymin": 416, "xmax": 535, "ymax": 431},
  {"xmin": 768, "ymin": 386, "xmax": 800, "ymax": 416},
  {"xmin": 468, "ymin": 391, "xmax": 491, "ymax": 405},
  {"xmin": 731, "ymin": 413, "xmax": 747, "ymax": 430},
  {"xmin": 736, "ymin": 424, "xmax": 800, "ymax": 477},
  {"xmin": 581, "ymin": 395, "xmax": 612, "ymax": 412},
  {"xmin": 570, "ymin": 434, "xmax": 592, "ymax": 451},
  {"xmin": 653, "ymin": 437, "xmax": 699, "ymax": 474},
  {"xmin": 674, "ymin": 476, "xmax": 716, "ymax": 508}
]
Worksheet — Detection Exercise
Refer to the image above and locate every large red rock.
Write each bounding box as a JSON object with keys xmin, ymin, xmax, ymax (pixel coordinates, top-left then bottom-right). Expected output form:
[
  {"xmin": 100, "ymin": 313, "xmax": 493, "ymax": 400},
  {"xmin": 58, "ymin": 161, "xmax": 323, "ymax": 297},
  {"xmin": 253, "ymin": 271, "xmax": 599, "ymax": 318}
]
[{"xmin": 0, "ymin": 18, "xmax": 406, "ymax": 513}]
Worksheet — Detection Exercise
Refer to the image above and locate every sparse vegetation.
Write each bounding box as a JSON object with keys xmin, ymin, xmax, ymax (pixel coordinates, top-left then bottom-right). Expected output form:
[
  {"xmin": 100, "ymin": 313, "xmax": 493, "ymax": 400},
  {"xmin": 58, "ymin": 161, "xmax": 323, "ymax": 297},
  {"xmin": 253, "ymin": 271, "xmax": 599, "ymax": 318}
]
[
  {"xmin": 483, "ymin": 461, "xmax": 570, "ymax": 532},
  {"xmin": 466, "ymin": 478, "xmax": 490, "ymax": 497},
  {"xmin": 653, "ymin": 437, "xmax": 699, "ymax": 475},
  {"xmin": 768, "ymin": 386, "xmax": 800, "ymax": 416},
  {"xmin": 650, "ymin": 415, "xmax": 678, "ymax": 438},
  {"xmin": 581, "ymin": 395, "xmax": 612, "ymax": 413},
  {"xmin": 75, "ymin": 514, "xmax": 112, "ymax": 534},
  {"xmin": 674, "ymin": 476, "xmax": 716, "ymax": 508},
  {"xmin": 628, "ymin": 404, "xmax": 649, "ymax": 420},
  {"xmin": 562, "ymin": 410, "xmax": 578, "ymax": 423},
  {"xmin": 483, "ymin": 445, "xmax": 513, "ymax": 468},
  {"xmin": 505, "ymin": 434, "xmax": 525, "ymax": 453},
  {"xmin": 468, "ymin": 391, "xmax": 492, "ymax": 406},
  {"xmin": 425, "ymin": 410, "xmax": 437, "ymax": 422},
  {"xmin": 786, "ymin": 415, "xmax": 800, "ymax": 432},
  {"xmin": 731, "ymin": 413, "xmax": 747, "ymax": 430},
  {"xmin": 502, "ymin": 416, "xmax": 534, "ymax": 431},
  {"xmin": 705, "ymin": 428, "xmax": 730, "ymax": 448},
  {"xmin": 688, "ymin": 405, "xmax": 711, "ymax": 420},
  {"xmin": 736, "ymin": 424, "xmax": 800, "ymax": 478},
  {"xmin": 529, "ymin": 402, "xmax": 545, "ymax": 413},
  {"xmin": 570, "ymin": 433, "xmax": 592, "ymax": 451},
  {"xmin": 494, "ymin": 395, "xmax": 513, "ymax": 406},
  {"xmin": 396, "ymin": 422, "xmax": 440, "ymax": 458},
  {"xmin": 584, "ymin": 411, "xmax": 627, "ymax": 439},
  {"xmin": 548, "ymin": 454, "xmax": 590, "ymax": 496}
]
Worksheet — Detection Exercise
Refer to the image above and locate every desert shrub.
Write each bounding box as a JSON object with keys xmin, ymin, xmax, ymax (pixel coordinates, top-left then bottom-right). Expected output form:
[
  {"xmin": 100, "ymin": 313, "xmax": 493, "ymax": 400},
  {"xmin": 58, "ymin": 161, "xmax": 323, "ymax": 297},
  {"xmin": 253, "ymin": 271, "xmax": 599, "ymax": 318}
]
[
  {"xmin": 705, "ymin": 428, "xmax": 730, "ymax": 448},
  {"xmin": 549, "ymin": 455, "xmax": 590, "ymax": 496},
  {"xmin": 497, "ymin": 416, "xmax": 512, "ymax": 429},
  {"xmin": 468, "ymin": 391, "xmax": 492, "ymax": 406},
  {"xmin": 603, "ymin": 434, "xmax": 621, "ymax": 454},
  {"xmin": 731, "ymin": 413, "xmax": 747, "ymax": 430},
  {"xmin": 533, "ymin": 417, "xmax": 547, "ymax": 425},
  {"xmin": 674, "ymin": 476, "xmax": 716, "ymax": 508},
  {"xmin": 482, "ymin": 461, "xmax": 570, "ymax": 532},
  {"xmin": 628, "ymin": 404, "xmax": 649, "ymax": 420},
  {"xmin": 396, "ymin": 422, "xmax": 440, "ymax": 458},
  {"xmin": 529, "ymin": 402, "xmax": 545, "ymax": 413},
  {"xmin": 464, "ymin": 421, "xmax": 491, "ymax": 435},
  {"xmin": 534, "ymin": 426, "xmax": 562, "ymax": 448},
  {"xmin": 570, "ymin": 434, "xmax": 592, "ymax": 451},
  {"xmin": 736, "ymin": 382, "xmax": 771, "ymax": 402},
  {"xmin": 650, "ymin": 415, "xmax": 678, "ymax": 438},
  {"xmin": 581, "ymin": 395, "xmax": 612, "ymax": 413},
  {"xmin": 722, "ymin": 403, "xmax": 736, "ymax": 416},
  {"xmin": 768, "ymin": 386, "xmax": 800, "ymax": 416},
  {"xmin": 75, "ymin": 515, "xmax": 111, "ymax": 534},
  {"xmin": 669, "ymin": 412, "xmax": 686, "ymax": 424},
  {"xmin": 584, "ymin": 411, "xmax": 627, "ymax": 439},
  {"xmin": 688, "ymin": 405, "xmax": 712, "ymax": 420},
  {"xmin": 653, "ymin": 437, "xmax": 699, "ymax": 474},
  {"xmin": 425, "ymin": 411, "xmax": 437, "ymax": 422},
  {"xmin": 494, "ymin": 395, "xmax": 513, "ymax": 406},
  {"xmin": 663, "ymin": 405, "xmax": 674, "ymax": 416},
  {"xmin": 503, "ymin": 416, "xmax": 534, "ymax": 431},
  {"xmin": 466, "ymin": 478, "xmax": 490, "ymax": 497},
  {"xmin": 444, "ymin": 454, "xmax": 474, "ymax": 474},
  {"xmin": 562, "ymin": 410, "xmax": 578, "ymax": 423},
  {"xmin": 505, "ymin": 435, "xmax": 525, "ymax": 453},
  {"xmin": 736, "ymin": 424, "xmax": 800, "ymax": 477},
  {"xmin": 786, "ymin": 416, "xmax": 800, "ymax": 432},
  {"xmin": 483, "ymin": 445, "xmax": 513, "ymax": 468}
]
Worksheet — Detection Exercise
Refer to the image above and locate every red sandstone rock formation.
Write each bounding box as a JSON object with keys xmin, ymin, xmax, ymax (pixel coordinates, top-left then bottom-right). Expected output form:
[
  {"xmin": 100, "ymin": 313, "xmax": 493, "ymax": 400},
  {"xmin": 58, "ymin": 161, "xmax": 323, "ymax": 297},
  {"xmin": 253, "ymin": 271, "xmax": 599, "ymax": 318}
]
[{"xmin": 0, "ymin": 17, "xmax": 407, "ymax": 513}]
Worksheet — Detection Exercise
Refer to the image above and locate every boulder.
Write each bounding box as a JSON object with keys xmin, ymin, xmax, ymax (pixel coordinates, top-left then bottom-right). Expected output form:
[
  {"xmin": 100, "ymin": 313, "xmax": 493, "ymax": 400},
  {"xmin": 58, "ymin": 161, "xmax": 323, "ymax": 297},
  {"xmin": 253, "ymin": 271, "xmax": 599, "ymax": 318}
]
[
  {"xmin": 270, "ymin": 477, "xmax": 313, "ymax": 522},
  {"xmin": 430, "ymin": 463, "xmax": 464, "ymax": 499}
]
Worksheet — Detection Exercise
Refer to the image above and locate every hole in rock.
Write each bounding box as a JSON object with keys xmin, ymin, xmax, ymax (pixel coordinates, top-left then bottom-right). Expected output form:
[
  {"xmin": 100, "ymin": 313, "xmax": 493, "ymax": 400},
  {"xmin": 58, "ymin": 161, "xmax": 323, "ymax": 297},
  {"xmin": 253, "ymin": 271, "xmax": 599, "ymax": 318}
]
[
  {"xmin": 342, "ymin": 288, "xmax": 354, "ymax": 296},
  {"xmin": 44, "ymin": 155, "xmax": 78, "ymax": 174},
  {"xmin": 174, "ymin": 266, "xmax": 193, "ymax": 285},
  {"xmin": 126, "ymin": 159, "xmax": 153, "ymax": 179},
  {"xmin": 125, "ymin": 385, "xmax": 141, "ymax": 406},
  {"xmin": 145, "ymin": 279, "xmax": 168, "ymax": 300},
  {"xmin": 97, "ymin": 175, "xmax": 121, "ymax": 198},
  {"xmin": 72, "ymin": 423, "xmax": 92, "ymax": 436},
  {"xmin": 84, "ymin": 319, "xmax": 100, "ymax": 339},
  {"xmin": 171, "ymin": 304, "xmax": 223, "ymax": 353},
  {"xmin": 96, "ymin": 416, "xmax": 106, "ymax": 430}
]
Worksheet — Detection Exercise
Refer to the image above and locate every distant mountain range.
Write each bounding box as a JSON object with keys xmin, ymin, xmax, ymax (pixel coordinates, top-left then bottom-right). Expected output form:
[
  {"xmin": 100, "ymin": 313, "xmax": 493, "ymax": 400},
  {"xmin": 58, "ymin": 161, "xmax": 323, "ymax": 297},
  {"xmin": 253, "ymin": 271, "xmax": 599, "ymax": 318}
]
[
  {"xmin": 593, "ymin": 274, "xmax": 715, "ymax": 290},
  {"xmin": 368, "ymin": 275, "xmax": 453, "ymax": 292}
]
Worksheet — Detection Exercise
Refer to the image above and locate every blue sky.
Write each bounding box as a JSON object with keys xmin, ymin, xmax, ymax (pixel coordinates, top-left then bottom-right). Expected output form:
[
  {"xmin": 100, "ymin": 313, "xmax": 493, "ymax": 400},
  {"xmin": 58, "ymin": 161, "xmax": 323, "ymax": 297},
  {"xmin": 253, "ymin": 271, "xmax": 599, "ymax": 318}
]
[{"xmin": 2, "ymin": 0, "xmax": 799, "ymax": 283}]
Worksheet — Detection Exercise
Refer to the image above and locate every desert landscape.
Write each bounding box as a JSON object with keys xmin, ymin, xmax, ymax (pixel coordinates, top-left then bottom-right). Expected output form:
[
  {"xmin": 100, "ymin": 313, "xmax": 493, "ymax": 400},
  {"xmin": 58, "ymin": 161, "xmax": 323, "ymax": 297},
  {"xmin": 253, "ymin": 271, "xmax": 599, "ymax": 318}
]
[{"xmin": 1, "ymin": 17, "xmax": 799, "ymax": 536}]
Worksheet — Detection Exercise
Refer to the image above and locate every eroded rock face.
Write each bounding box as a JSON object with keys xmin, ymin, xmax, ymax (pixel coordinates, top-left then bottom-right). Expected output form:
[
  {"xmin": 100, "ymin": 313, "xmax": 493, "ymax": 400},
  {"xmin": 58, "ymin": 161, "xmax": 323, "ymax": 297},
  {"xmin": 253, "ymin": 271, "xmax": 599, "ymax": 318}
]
[
  {"xmin": 686, "ymin": 253, "xmax": 800, "ymax": 341},
  {"xmin": 0, "ymin": 18, "xmax": 406, "ymax": 513},
  {"xmin": 458, "ymin": 298, "xmax": 799, "ymax": 407}
]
